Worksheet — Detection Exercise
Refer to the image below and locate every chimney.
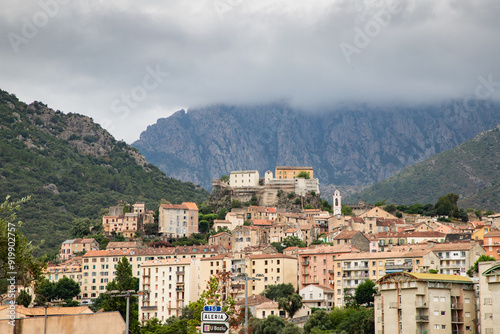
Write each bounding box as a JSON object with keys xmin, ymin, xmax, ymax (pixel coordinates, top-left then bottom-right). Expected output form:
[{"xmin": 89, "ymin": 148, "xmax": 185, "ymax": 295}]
[{"xmin": 470, "ymin": 240, "xmax": 476, "ymax": 247}]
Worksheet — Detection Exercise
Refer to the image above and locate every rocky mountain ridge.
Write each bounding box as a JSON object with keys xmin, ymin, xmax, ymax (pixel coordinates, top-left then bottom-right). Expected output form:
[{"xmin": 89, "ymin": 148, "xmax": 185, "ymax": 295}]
[{"xmin": 133, "ymin": 101, "xmax": 500, "ymax": 199}]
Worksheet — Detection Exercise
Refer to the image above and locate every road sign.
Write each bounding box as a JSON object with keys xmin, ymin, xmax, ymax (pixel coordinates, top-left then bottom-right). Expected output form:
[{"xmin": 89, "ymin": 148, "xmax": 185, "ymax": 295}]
[
  {"xmin": 202, "ymin": 311, "xmax": 229, "ymax": 322},
  {"xmin": 204, "ymin": 305, "xmax": 222, "ymax": 312},
  {"xmin": 202, "ymin": 322, "xmax": 229, "ymax": 334}
]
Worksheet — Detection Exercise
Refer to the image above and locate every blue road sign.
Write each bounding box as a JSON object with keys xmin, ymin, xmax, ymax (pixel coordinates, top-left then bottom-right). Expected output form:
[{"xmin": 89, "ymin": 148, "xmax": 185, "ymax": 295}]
[{"xmin": 204, "ymin": 305, "xmax": 222, "ymax": 312}]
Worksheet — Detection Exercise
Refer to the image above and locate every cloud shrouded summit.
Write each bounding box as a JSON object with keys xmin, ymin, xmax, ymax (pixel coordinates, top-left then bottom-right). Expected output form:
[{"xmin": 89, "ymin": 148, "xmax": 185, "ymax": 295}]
[{"xmin": 1, "ymin": 0, "xmax": 499, "ymax": 142}]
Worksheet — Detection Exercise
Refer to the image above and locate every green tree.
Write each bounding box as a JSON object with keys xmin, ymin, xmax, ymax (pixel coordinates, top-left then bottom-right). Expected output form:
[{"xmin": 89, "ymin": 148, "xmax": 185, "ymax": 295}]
[
  {"xmin": 0, "ymin": 196, "xmax": 44, "ymax": 290},
  {"xmin": 383, "ymin": 204, "xmax": 396, "ymax": 214},
  {"xmin": 374, "ymin": 200, "xmax": 386, "ymax": 207},
  {"xmin": 55, "ymin": 277, "xmax": 81, "ymax": 301},
  {"xmin": 69, "ymin": 217, "xmax": 96, "ymax": 238},
  {"xmin": 198, "ymin": 220, "xmax": 209, "ymax": 233},
  {"xmin": 257, "ymin": 315, "xmax": 286, "ymax": 334},
  {"xmin": 34, "ymin": 278, "xmax": 55, "ymax": 305},
  {"xmin": 102, "ymin": 257, "xmax": 140, "ymax": 333},
  {"xmin": 281, "ymin": 322, "xmax": 303, "ymax": 334},
  {"xmin": 354, "ymin": 279, "xmax": 377, "ymax": 306},
  {"xmin": 343, "ymin": 288, "xmax": 356, "ymax": 308},
  {"xmin": 282, "ymin": 236, "xmax": 306, "ymax": 248},
  {"xmin": 475, "ymin": 209, "xmax": 483, "ymax": 219},
  {"xmin": 16, "ymin": 289, "xmax": 32, "ymax": 307},
  {"xmin": 468, "ymin": 254, "xmax": 496, "ymax": 276},
  {"xmin": 220, "ymin": 175, "xmax": 229, "ymax": 182},
  {"xmin": 271, "ymin": 242, "xmax": 286, "ymax": 253},
  {"xmin": 231, "ymin": 200, "xmax": 242, "ymax": 209},
  {"xmin": 341, "ymin": 205, "xmax": 353, "ymax": 216},
  {"xmin": 278, "ymin": 293, "xmax": 303, "ymax": 319},
  {"xmin": 262, "ymin": 283, "xmax": 295, "ymax": 301},
  {"xmin": 296, "ymin": 171, "xmax": 310, "ymax": 179},
  {"xmin": 435, "ymin": 193, "xmax": 459, "ymax": 216}
]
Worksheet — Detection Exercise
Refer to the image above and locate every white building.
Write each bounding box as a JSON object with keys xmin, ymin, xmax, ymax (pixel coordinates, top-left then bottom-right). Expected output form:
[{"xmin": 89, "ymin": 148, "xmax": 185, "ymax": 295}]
[
  {"xmin": 139, "ymin": 258, "xmax": 199, "ymax": 323},
  {"xmin": 230, "ymin": 170, "xmax": 260, "ymax": 188}
]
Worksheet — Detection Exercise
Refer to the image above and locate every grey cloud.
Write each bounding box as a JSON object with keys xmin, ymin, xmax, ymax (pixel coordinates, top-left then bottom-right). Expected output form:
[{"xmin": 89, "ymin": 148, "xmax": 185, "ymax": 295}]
[{"xmin": 0, "ymin": 0, "xmax": 499, "ymax": 142}]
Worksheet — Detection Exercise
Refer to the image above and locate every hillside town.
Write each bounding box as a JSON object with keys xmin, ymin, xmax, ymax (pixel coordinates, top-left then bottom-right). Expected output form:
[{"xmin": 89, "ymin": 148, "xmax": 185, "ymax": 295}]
[{"xmin": 4, "ymin": 166, "xmax": 500, "ymax": 334}]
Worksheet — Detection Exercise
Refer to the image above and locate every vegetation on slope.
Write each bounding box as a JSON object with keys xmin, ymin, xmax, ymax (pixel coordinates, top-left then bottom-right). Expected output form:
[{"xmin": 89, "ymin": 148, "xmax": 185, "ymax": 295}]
[
  {"xmin": 0, "ymin": 89, "xmax": 209, "ymax": 256},
  {"xmin": 347, "ymin": 124, "xmax": 500, "ymax": 211}
]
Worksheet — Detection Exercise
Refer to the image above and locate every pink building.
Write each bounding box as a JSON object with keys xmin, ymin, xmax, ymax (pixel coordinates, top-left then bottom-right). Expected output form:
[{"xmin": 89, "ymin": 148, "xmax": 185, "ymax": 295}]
[{"xmin": 298, "ymin": 245, "xmax": 357, "ymax": 290}]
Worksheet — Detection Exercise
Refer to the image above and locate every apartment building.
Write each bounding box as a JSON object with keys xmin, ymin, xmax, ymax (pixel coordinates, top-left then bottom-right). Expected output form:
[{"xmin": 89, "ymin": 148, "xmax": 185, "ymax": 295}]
[
  {"xmin": 46, "ymin": 257, "xmax": 83, "ymax": 292},
  {"xmin": 298, "ymin": 245, "xmax": 355, "ymax": 290},
  {"xmin": 245, "ymin": 254, "xmax": 298, "ymax": 294},
  {"xmin": 483, "ymin": 231, "xmax": 500, "ymax": 259},
  {"xmin": 478, "ymin": 261, "xmax": 500, "ymax": 334},
  {"xmin": 60, "ymin": 238, "xmax": 99, "ymax": 260},
  {"xmin": 375, "ymin": 272, "xmax": 476, "ymax": 334},
  {"xmin": 391, "ymin": 241, "xmax": 485, "ymax": 276},
  {"xmin": 333, "ymin": 250, "xmax": 440, "ymax": 307},
  {"xmin": 139, "ymin": 258, "xmax": 199, "ymax": 323},
  {"xmin": 208, "ymin": 232, "xmax": 232, "ymax": 249},
  {"xmin": 102, "ymin": 212, "xmax": 140, "ymax": 238},
  {"xmin": 158, "ymin": 202, "xmax": 199, "ymax": 237},
  {"xmin": 80, "ymin": 246, "xmax": 223, "ymax": 302}
]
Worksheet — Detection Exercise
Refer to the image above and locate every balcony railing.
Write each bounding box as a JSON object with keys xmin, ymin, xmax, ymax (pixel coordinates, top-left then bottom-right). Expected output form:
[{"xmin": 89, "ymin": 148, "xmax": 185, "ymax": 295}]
[
  {"xmin": 141, "ymin": 306, "xmax": 158, "ymax": 310},
  {"xmin": 176, "ymin": 269, "xmax": 185, "ymax": 275},
  {"xmin": 343, "ymin": 264, "xmax": 369, "ymax": 270},
  {"xmin": 175, "ymin": 287, "xmax": 184, "ymax": 291},
  {"xmin": 389, "ymin": 302, "xmax": 399, "ymax": 309},
  {"xmin": 415, "ymin": 315, "xmax": 429, "ymax": 322},
  {"xmin": 385, "ymin": 263, "xmax": 413, "ymax": 269},
  {"xmin": 451, "ymin": 316, "xmax": 464, "ymax": 323},
  {"xmin": 415, "ymin": 301, "xmax": 428, "ymax": 308},
  {"xmin": 451, "ymin": 303, "xmax": 463, "ymax": 309},
  {"xmin": 302, "ymin": 260, "xmax": 310, "ymax": 265}
]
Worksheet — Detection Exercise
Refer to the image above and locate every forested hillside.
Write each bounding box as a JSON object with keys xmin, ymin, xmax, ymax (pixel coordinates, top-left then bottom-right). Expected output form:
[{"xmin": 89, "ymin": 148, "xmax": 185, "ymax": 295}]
[
  {"xmin": 0, "ymin": 89, "xmax": 209, "ymax": 256},
  {"xmin": 347, "ymin": 124, "xmax": 500, "ymax": 211}
]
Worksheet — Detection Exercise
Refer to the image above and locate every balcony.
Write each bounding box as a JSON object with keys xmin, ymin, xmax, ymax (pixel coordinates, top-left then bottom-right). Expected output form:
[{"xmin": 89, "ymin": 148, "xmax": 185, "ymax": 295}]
[
  {"xmin": 451, "ymin": 303, "xmax": 463, "ymax": 309},
  {"xmin": 231, "ymin": 284, "xmax": 244, "ymax": 290},
  {"xmin": 176, "ymin": 281, "xmax": 185, "ymax": 285},
  {"xmin": 451, "ymin": 316, "xmax": 464, "ymax": 323},
  {"xmin": 385, "ymin": 263, "xmax": 413, "ymax": 270},
  {"xmin": 343, "ymin": 264, "xmax": 369, "ymax": 271},
  {"xmin": 176, "ymin": 269, "xmax": 185, "ymax": 275},
  {"xmin": 389, "ymin": 302, "xmax": 399, "ymax": 309},
  {"xmin": 302, "ymin": 260, "xmax": 310, "ymax": 266},
  {"xmin": 328, "ymin": 270, "xmax": 335, "ymax": 274},
  {"xmin": 141, "ymin": 305, "xmax": 158, "ymax": 310},
  {"xmin": 415, "ymin": 315, "xmax": 429, "ymax": 322},
  {"xmin": 302, "ymin": 272, "xmax": 309, "ymax": 276},
  {"xmin": 415, "ymin": 302, "xmax": 428, "ymax": 308},
  {"xmin": 175, "ymin": 287, "xmax": 184, "ymax": 291}
]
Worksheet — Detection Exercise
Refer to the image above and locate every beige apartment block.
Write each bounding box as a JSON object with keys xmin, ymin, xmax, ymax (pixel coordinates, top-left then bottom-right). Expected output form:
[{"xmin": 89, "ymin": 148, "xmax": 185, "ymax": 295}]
[
  {"xmin": 158, "ymin": 202, "xmax": 199, "ymax": 237},
  {"xmin": 230, "ymin": 170, "xmax": 260, "ymax": 188},
  {"xmin": 139, "ymin": 258, "xmax": 199, "ymax": 323},
  {"xmin": 333, "ymin": 250, "xmax": 440, "ymax": 307},
  {"xmin": 478, "ymin": 261, "xmax": 500, "ymax": 334},
  {"xmin": 81, "ymin": 246, "xmax": 223, "ymax": 302},
  {"xmin": 375, "ymin": 272, "xmax": 476, "ymax": 334},
  {"xmin": 60, "ymin": 238, "xmax": 99, "ymax": 260}
]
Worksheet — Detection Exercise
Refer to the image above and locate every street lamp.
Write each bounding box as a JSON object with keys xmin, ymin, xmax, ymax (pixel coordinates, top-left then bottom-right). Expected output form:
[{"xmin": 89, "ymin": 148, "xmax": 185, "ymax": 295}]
[
  {"xmin": 105, "ymin": 290, "xmax": 148, "ymax": 333},
  {"xmin": 41, "ymin": 300, "xmax": 66, "ymax": 334},
  {"xmin": 233, "ymin": 273, "xmax": 264, "ymax": 334}
]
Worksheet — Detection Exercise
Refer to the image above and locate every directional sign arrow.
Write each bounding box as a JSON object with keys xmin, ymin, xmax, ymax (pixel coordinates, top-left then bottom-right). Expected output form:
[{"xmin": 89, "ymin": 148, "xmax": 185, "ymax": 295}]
[
  {"xmin": 202, "ymin": 312, "xmax": 229, "ymax": 322},
  {"xmin": 202, "ymin": 322, "xmax": 229, "ymax": 334}
]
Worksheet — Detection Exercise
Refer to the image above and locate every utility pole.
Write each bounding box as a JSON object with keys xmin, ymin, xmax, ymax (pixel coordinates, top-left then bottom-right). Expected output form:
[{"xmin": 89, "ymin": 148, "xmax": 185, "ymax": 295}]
[
  {"xmin": 105, "ymin": 290, "xmax": 148, "ymax": 333},
  {"xmin": 233, "ymin": 273, "xmax": 264, "ymax": 334}
]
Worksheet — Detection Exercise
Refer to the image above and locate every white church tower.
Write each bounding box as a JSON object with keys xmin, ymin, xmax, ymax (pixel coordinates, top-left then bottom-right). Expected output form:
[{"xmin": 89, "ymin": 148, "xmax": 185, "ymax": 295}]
[{"xmin": 333, "ymin": 189, "xmax": 342, "ymax": 215}]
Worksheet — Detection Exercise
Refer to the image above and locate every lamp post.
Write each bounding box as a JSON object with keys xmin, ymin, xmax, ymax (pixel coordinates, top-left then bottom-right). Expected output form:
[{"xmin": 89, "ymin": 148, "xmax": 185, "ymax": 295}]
[
  {"xmin": 233, "ymin": 273, "xmax": 264, "ymax": 334},
  {"xmin": 105, "ymin": 290, "xmax": 148, "ymax": 333},
  {"xmin": 41, "ymin": 300, "xmax": 66, "ymax": 334}
]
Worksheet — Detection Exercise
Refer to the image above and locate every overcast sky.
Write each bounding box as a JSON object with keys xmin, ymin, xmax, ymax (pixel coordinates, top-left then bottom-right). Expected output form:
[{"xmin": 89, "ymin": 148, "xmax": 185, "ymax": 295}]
[{"xmin": 1, "ymin": 0, "xmax": 499, "ymax": 143}]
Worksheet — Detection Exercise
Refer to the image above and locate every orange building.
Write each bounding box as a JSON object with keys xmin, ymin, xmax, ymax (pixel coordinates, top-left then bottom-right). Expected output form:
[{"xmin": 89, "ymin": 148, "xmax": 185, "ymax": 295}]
[
  {"xmin": 275, "ymin": 166, "xmax": 313, "ymax": 179},
  {"xmin": 483, "ymin": 231, "xmax": 500, "ymax": 259}
]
